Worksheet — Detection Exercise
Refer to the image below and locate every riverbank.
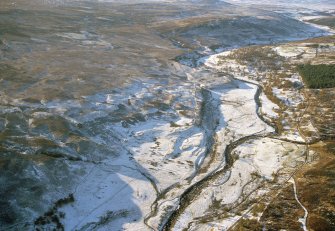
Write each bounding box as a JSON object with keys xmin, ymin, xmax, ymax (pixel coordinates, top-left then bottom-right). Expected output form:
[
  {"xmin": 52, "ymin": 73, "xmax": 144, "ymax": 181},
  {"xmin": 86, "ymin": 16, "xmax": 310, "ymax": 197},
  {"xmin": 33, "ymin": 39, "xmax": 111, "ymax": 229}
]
[
  {"xmin": 186, "ymin": 35, "xmax": 335, "ymax": 231},
  {"xmin": 1, "ymin": 1, "xmax": 334, "ymax": 230}
]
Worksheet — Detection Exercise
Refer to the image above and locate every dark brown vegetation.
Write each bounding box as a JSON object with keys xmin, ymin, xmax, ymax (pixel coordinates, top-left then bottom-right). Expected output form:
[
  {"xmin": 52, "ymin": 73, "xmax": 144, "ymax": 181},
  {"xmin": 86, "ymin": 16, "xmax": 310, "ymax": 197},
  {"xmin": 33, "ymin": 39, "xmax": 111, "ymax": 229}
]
[
  {"xmin": 295, "ymin": 142, "xmax": 335, "ymax": 231},
  {"xmin": 260, "ymin": 184, "xmax": 305, "ymax": 231},
  {"xmin": 294, "ymin": 35, "xmax": 335, "ymax": 44},
  {"xmin": 302, "ymin": 88, "xmax": 335, "ymax": 140},
  {"xmin": 227, "ymin": 38, "xmax": 335, "ymax": 231},
  {"xmin": 231, "ymin": 218, "xmax": 263, "ymax": 231},
  {"xmin": 231, "ymin": 184, "xmax": 304, "ymax": 231},
  {"xmin": 226, "ymin": 46, "xmax": 285, "ymax": 72}
]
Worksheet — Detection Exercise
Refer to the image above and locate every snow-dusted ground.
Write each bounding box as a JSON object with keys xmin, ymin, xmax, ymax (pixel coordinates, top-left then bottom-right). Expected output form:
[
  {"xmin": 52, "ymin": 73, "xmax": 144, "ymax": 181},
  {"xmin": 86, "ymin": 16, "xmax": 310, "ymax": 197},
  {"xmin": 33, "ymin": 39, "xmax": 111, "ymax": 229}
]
[
  {"xmin": 174, "ymin": 138, "xmax": 306, "ymax": 231},
  {"xmin": 289, "ymin": 178, "xmax": 308, "ymax": 231},
  {"xmin": 59, "ymin": 162, "xmax": 156, "ymax": 231},
  {"xmin": 51, "ymin": 58, "xmax": 283, "ymax": 230},
  {"xmin": 190, "ymin": 31, "xmax": 322, "ymax": 229},
  {"xmin": 49, "ymin": 78, "xmax": 208, "ymax": 230},
  {"xmin": 260, "ymin": 92, "xmax": 279, "ymax": 119},
  {"xmin": 67, "ymin": 19, "xmax": 331, "ymax": 231},
  {"xmin": 151, "ymin": 78, "xmax": 275, "ymax": 227},
  {"xmin": 3, "ymin": 1, "xmax": 332, "ymax": 230}
]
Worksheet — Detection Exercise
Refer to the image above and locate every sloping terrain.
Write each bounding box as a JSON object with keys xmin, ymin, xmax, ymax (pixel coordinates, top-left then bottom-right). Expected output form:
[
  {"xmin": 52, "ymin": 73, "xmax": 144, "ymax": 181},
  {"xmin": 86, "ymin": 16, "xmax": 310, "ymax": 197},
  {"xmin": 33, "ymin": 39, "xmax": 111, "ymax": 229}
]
[{"xmin": 0, "ymin": 0, "xmax": 334, "ymax": 230}]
